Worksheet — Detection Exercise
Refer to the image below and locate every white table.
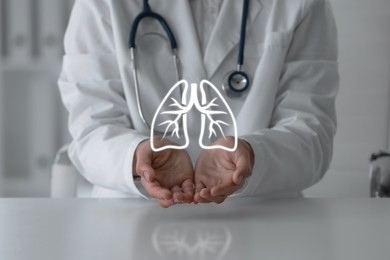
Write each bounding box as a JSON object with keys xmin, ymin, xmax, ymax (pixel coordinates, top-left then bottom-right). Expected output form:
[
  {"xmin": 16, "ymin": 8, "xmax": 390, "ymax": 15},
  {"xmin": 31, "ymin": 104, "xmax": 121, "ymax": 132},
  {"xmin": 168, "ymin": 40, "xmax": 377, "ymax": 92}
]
[{"xmin": 0, "ymin": 198, "xmax": 389, "ymax": 260}]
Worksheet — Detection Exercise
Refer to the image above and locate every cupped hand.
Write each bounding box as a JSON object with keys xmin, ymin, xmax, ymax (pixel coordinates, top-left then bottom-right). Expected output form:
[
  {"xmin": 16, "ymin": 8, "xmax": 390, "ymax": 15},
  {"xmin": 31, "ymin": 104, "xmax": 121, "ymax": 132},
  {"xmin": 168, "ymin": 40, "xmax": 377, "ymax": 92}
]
[
  {"xmin": 194, "ymin": 137, "xmax": 254, "ymax": 204},
  {"xmin": 134, "ymin": 137, "xmax": 194, "ymax": 208}
]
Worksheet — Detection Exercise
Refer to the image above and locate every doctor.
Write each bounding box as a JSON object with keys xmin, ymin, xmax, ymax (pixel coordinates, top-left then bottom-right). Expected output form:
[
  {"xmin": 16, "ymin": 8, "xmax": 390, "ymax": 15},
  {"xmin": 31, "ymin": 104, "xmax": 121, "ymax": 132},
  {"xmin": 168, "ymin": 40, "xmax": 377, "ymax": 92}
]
[{"xmin": 59, "ymin": 0, "xmax": 339, "ymax": 207}]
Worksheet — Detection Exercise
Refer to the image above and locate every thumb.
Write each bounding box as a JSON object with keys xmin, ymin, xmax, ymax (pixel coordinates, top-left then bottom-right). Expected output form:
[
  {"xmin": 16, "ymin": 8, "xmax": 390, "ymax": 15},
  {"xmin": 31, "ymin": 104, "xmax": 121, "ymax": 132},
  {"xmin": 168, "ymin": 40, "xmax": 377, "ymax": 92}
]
[
  {"xmin": 232, "ymin": 156, "xmax": 252, "ymax": 185},
  {"xmin": 134, "ymin": 139, "xmax": 156, "ymax": 182},
  {"xmin": 135, "ymin": 155, "xmax": 155, "ymax": 182},
  {"xmin": 138, "ymin": 164, "xmax": 155, "ymax": 182}
]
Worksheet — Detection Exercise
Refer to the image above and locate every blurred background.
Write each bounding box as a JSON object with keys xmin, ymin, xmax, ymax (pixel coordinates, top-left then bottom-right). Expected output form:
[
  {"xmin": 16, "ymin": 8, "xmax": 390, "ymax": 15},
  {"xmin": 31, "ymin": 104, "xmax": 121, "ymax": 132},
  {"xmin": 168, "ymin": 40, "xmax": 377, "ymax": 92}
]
[
  {"xmin": 0, "ymin": 0, "xmax": 389, "ymax": 197},
  {"xmin": 0, "ymin": 0, "xmax": 74, "ymax": 196}
]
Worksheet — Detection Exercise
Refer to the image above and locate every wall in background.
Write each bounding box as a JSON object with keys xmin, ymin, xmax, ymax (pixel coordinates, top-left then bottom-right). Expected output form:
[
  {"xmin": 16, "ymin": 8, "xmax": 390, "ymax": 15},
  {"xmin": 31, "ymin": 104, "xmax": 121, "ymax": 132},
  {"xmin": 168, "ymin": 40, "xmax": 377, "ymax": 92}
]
[{"xmin": 305, "ymin": 0, "xmax": 390, "ymax": 197}]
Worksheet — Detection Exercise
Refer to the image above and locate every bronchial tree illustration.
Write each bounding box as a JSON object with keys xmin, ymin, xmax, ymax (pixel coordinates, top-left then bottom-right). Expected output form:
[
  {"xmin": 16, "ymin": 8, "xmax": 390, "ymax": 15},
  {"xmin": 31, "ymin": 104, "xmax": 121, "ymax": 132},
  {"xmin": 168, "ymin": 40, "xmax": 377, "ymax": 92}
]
[
  {"xmin": 160, "ymin": 96, "xmax": 229, "ymax": 140},
  {"xmin": 151, "ymin": 80, "xmax": 238, "ymax": 152},
  {"xmin": 197, "ymin": 97, "xmax": 229, "ymax": 139},
  {"xmin": 159, "ymin": 97, "xmax": 192, "ymax": 139}
]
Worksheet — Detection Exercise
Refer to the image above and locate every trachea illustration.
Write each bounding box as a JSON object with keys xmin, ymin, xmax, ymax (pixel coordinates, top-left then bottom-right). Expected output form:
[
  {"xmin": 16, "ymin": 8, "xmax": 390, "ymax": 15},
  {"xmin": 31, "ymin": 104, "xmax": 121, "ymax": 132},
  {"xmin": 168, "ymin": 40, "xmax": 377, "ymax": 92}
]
[{"xmin": 151, "ymin": 80, "xmax": 238, "ymax": 152}]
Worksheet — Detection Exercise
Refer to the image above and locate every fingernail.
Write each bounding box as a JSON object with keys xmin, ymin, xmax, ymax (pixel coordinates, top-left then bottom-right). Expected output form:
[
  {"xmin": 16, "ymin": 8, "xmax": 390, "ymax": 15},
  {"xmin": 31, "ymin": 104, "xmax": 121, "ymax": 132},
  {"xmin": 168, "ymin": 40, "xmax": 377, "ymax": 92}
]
[
  {"xmin": 144, "ymin": 171, "xmax": 150, "ymax": 182},
  {"xmin": 173, "ymin": 199, "xmax": 181, "ymax": 204}
]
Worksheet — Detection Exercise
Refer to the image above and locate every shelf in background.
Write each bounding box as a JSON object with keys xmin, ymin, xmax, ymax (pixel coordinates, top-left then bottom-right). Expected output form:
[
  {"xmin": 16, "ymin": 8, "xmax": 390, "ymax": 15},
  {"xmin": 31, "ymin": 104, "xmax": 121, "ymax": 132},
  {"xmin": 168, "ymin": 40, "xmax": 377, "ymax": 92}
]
[{"xmin": 0, "ymin": 58, "xmax": 62, "ymax": 73}]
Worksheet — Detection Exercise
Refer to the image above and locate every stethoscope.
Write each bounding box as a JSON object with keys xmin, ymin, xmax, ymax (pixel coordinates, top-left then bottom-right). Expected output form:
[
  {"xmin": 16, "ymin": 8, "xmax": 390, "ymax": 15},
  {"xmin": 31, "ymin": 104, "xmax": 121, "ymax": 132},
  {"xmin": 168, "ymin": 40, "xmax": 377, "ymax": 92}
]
[{"xmin": 129, "ymin": 0, "xmax": 250, "ymax": 130}]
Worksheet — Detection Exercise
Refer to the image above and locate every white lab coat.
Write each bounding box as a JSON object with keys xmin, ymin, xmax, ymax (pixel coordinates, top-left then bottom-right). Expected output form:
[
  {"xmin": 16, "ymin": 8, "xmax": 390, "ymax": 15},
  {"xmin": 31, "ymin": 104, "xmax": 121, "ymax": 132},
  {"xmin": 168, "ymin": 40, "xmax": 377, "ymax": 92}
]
[{"xmin": 59, "ymin": 0, "xmax": 339, "ymax": 198}]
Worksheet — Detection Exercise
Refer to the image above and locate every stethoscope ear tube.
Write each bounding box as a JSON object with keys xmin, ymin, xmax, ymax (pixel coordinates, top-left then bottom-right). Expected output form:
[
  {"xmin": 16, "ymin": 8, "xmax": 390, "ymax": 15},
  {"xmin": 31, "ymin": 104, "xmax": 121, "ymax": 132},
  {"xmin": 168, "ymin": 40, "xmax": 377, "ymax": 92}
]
[{"xmin": 128, "ymin": 0, "xmax": 182, "ymax": 133}]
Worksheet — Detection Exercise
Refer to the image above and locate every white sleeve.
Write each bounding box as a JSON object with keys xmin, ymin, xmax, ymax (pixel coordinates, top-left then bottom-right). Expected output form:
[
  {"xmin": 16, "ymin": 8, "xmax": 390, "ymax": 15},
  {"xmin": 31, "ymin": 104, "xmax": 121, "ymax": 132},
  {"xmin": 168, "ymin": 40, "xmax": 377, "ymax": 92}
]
[
  {"xmin": 238, "ymin": 0, "xmax": 339, "ymax": 196},
  {"xmin": 58, "ymin": 0, "xmax": 149, "ymax": 197}
]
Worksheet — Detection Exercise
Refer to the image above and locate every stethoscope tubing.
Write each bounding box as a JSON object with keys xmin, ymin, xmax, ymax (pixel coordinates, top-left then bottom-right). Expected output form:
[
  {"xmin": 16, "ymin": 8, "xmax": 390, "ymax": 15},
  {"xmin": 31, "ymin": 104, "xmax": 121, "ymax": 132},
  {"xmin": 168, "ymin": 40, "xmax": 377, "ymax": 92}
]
[
  {"xmin": 128, "ymin": 0, "xmax": 251, "ymax": 131},
  {"xmin": 129, "ymin": 12, "xmax": 177, "ymax": 50},
  {"xmin": 129, "ymin": 0, "xmax": 177, "ymax": 51},
  {"xmin": 238, "ymin": 0, "xmax": 250, "ymax": 67}
]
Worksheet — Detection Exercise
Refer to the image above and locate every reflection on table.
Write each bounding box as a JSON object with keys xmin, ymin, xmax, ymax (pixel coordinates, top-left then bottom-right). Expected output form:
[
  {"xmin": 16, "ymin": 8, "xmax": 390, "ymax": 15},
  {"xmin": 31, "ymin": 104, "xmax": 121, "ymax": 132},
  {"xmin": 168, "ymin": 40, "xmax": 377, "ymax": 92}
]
[{"xmin": 0, "ymin": 198, "xmax": 389, "ymax": 260}]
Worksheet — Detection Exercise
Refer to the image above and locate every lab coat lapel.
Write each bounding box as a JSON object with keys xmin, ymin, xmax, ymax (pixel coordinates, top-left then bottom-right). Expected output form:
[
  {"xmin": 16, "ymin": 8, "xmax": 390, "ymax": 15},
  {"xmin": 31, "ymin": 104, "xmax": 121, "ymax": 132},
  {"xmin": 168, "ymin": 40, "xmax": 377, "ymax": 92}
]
[
  {"xmin": 204, "ymin": 0, "xmax": 262, "ymax": 79},
  {"xmin": 155, "ymin": 0, "xmax": 206, "ymax": 83}
]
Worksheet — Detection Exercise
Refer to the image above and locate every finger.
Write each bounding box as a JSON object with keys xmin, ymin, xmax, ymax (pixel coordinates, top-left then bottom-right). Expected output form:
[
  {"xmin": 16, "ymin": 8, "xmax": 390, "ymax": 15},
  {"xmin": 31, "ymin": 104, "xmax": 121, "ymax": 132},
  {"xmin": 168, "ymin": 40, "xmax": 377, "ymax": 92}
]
[
  {"xmin": 200, "ymin": 188, "xmax": 211, "ymax": 198},
  {"xmin": 200, "ymin": 188, "xmax": 227, "ymax": 204},
  {"xmin": 196, "ymin": 187, "xmax": 210, "ymax": 203},
  {"xmin": 141, "ymin": 178, "xmax": 172, "ymax": 200},
  {"xmin": 210, "ymin": 182, "xmax": 244, "ymax": 197},
  {"xmin": 194, "ymin": 181, "xmax": 206, "ymax": 203},
  {"xmin": 206, "ymin": 195, "xmax": 228, "ymax": 204},
  {"xmin": 197, "ymin": 198, "xmax": 212, "ymax": 204},
  {"xmin": 171, "ymin": 185, "xmax": 184, "ymax": 203},
  {"xmin": 194, "ymin": 196, "xmax": 213, "ymax": 204},
  {"xmin": 233, "ymin": 174, "xmax": 244, "ymax": 186},
  {"xmin": 181, "ymin": 179, "xmax": 194, "ymax": 203},
  {"xmin": 159, "ymin": 199, "xmax": 175, "ymax": 208}
]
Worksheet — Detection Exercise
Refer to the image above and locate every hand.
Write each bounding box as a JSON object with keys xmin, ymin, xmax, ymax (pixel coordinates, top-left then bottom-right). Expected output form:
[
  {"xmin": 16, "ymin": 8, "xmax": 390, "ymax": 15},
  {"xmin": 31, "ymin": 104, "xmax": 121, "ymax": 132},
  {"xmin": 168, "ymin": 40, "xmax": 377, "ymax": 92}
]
[
  {"xmin": 134, "ymin": 137, "xmax": 194, "ymax": 208},
  {"xmin": 194, "ymin": 137, "xmax": 254, "ymax": 204}
]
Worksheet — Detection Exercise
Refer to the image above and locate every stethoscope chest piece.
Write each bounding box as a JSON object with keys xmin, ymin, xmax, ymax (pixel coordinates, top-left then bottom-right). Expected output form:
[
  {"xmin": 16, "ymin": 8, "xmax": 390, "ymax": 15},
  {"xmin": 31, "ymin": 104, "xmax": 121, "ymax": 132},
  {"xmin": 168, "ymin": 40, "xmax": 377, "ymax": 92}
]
[
  {"xmin": 222, "ymin": 70, "xmax": 250, "ymax": 98},
  {"xmin": 221, "ymin": 0, "xmax": 251, "ymax": 98}
]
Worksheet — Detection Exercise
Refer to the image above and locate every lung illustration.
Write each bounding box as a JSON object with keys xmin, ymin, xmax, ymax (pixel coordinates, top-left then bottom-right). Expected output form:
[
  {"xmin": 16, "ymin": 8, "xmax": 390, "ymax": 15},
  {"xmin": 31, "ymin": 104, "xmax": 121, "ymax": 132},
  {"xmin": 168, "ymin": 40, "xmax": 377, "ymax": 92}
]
[
  {"xmin": 150, "ymin": 80, "xmax": 190, "ymax": 152},
  {"xmin": 152, "ymin": 224, "xmax": 232, "ymax": 260},
  {"xmin": 151, "ymin": 80, "xmax": 237, "ymax": 152},
  {"xmin": 197, "ymin": 80, "xmax": 237, "ymax": 151}
]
